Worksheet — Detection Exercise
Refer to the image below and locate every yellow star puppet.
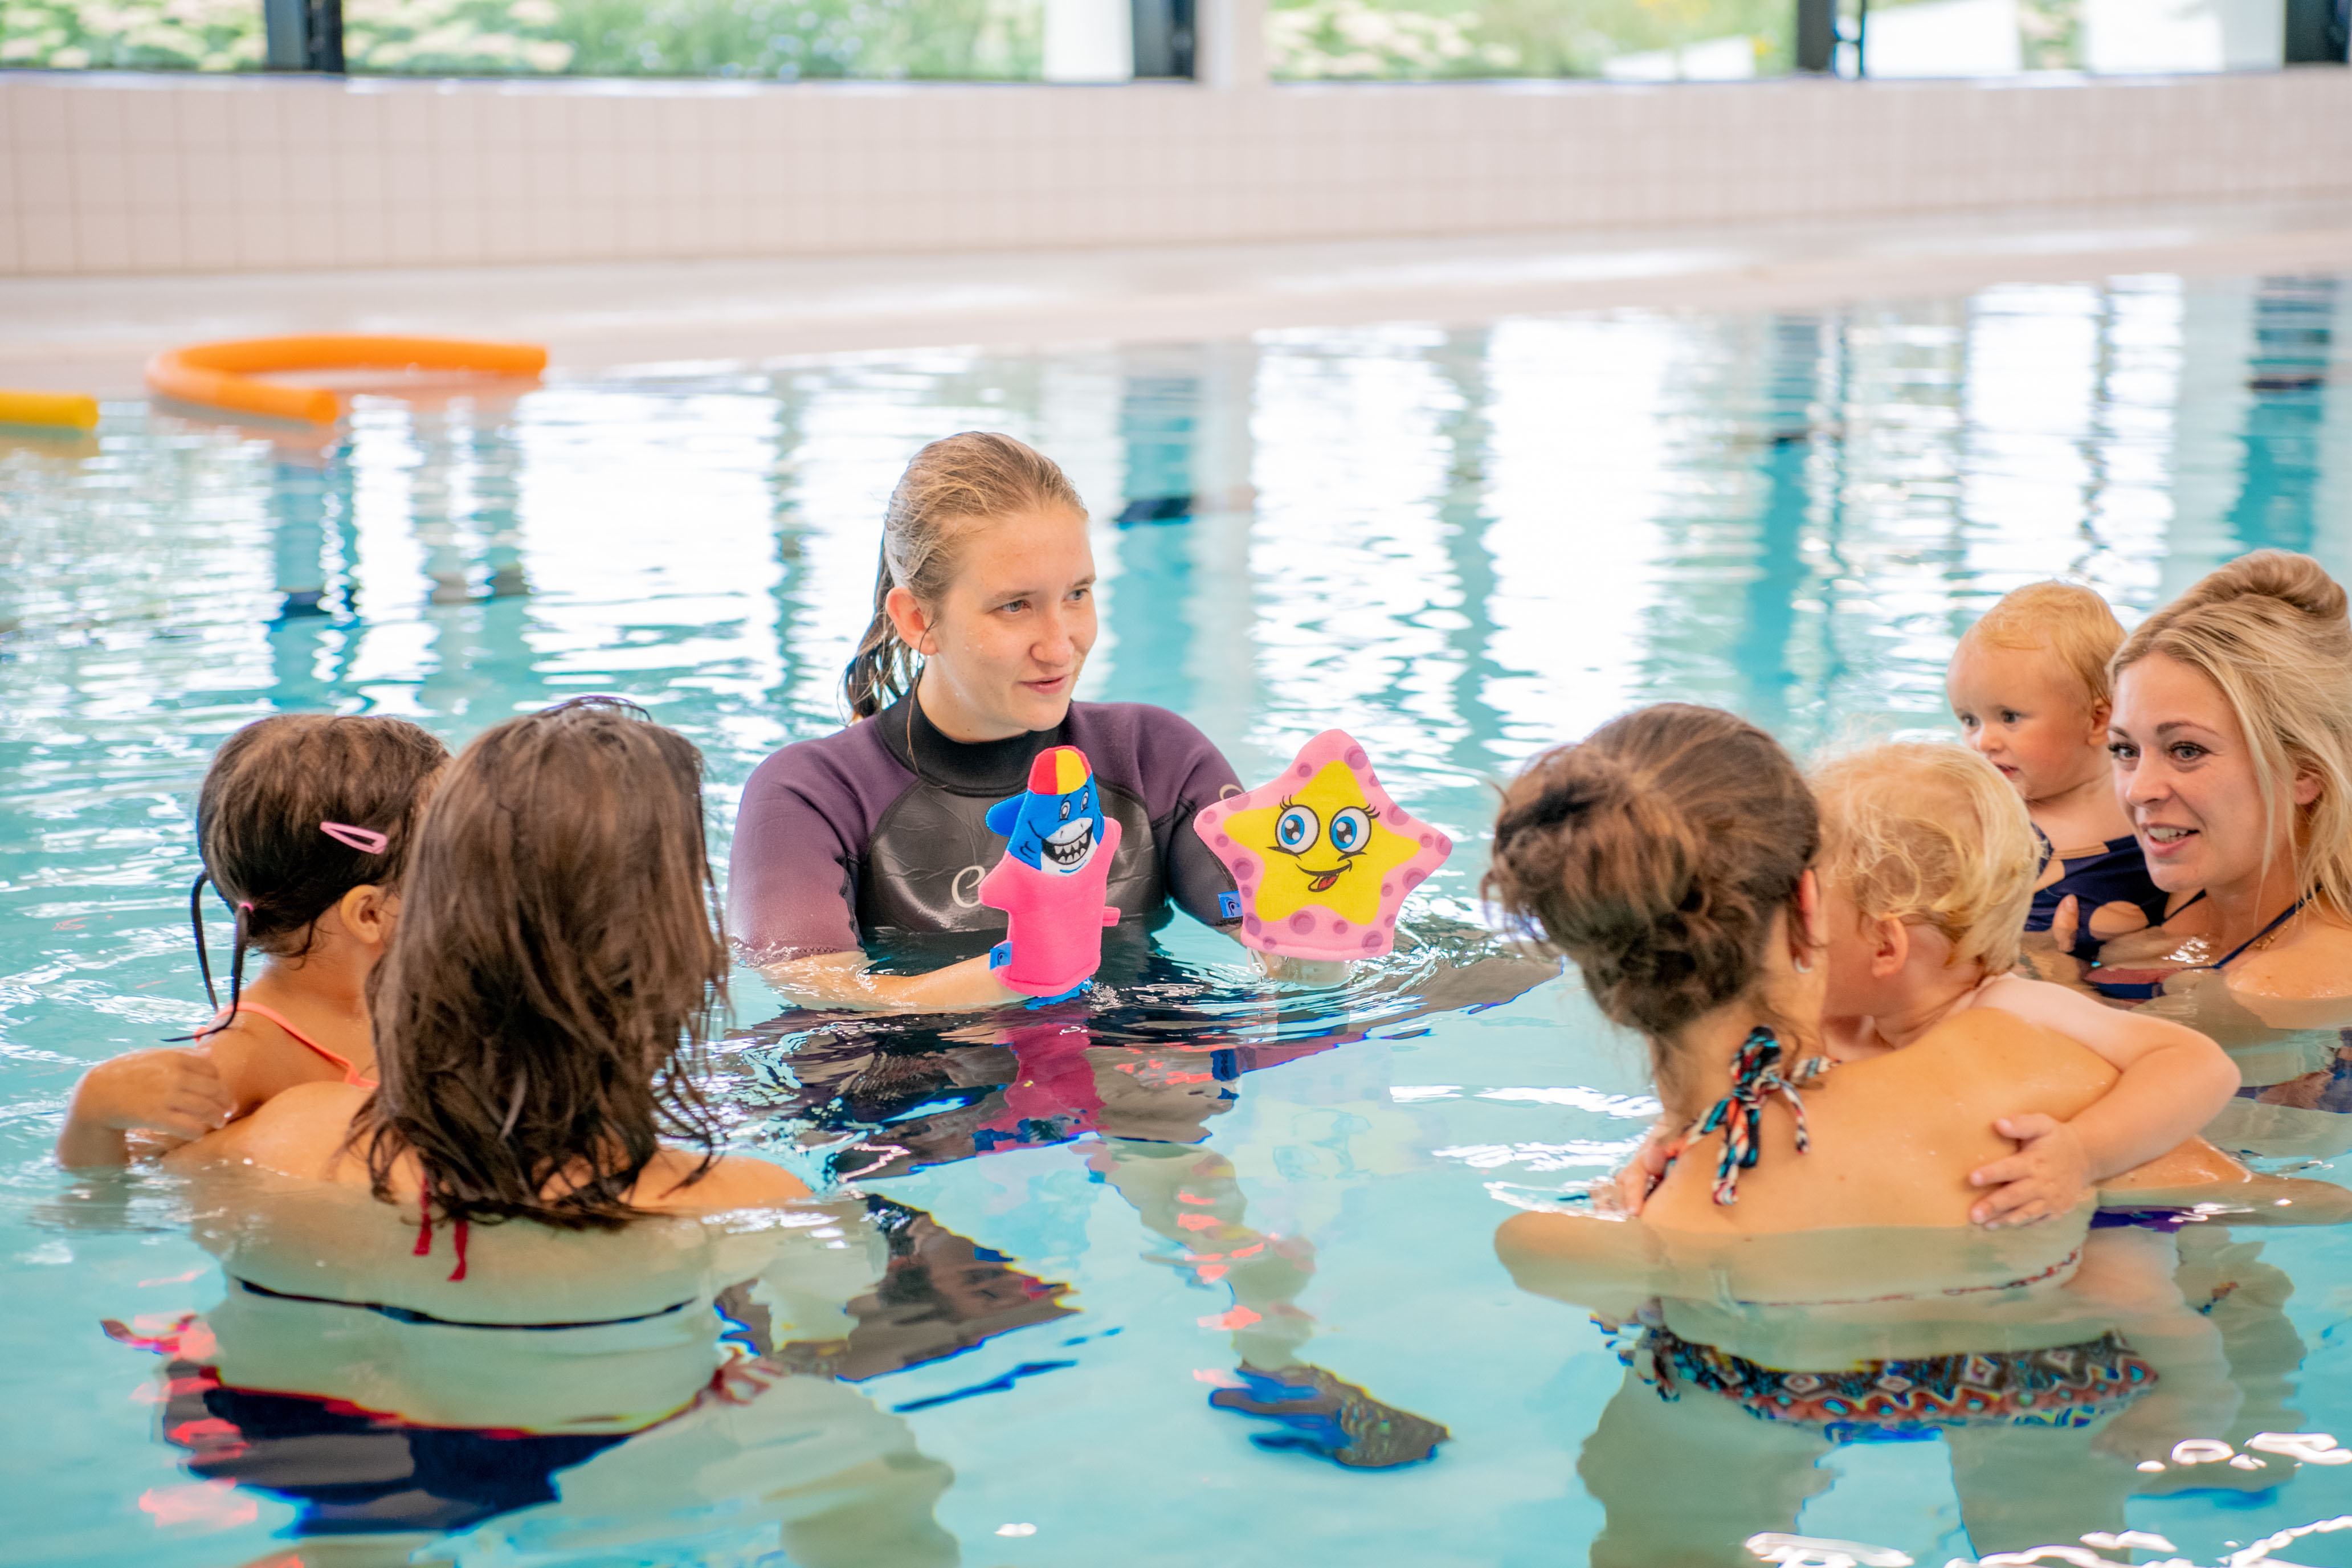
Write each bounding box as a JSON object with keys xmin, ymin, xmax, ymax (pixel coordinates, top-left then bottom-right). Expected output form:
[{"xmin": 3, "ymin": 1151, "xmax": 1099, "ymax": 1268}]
[{"xmin": 1191, "ymin": 730, "xmax": 1452, "ymax": 959}]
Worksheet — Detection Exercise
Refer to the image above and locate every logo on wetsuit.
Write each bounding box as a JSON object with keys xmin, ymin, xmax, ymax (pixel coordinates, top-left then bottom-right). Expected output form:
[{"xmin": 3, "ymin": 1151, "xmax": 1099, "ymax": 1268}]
[{"xmin": 986, "ymin": 746, "xmax": 1105, "ymax": 876}]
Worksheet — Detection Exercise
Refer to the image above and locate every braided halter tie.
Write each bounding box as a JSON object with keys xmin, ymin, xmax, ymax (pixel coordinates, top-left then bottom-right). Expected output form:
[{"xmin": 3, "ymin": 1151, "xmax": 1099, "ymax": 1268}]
[{"xmin": 1692, "ymin": 1027, "xmax": 1831, "ymax": 1206}]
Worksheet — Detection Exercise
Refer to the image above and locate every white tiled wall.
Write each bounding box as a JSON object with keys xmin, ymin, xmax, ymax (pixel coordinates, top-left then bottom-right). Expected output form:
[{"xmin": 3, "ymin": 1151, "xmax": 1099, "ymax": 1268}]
[{"xmin": 3, "ymin": 68, "xmax": 2351, "ymax": 276}]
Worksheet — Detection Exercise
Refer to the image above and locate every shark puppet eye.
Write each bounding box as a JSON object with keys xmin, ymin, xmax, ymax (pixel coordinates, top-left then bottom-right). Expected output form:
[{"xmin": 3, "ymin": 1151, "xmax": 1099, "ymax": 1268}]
[{"xmin": 1277, "ymin": 805, "xmax": 1320, "ymax": 852}]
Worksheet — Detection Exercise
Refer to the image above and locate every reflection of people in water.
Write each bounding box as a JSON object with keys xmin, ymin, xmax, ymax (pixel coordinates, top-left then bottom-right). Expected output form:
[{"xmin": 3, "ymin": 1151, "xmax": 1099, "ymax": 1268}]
[
  {"xmin": 732, "ymin": 921, "xmax": 1553, "ymax": 1468},
  {"xmin": 112, "ymin": 1181, "xmax": 956, "ymax": 1568}
]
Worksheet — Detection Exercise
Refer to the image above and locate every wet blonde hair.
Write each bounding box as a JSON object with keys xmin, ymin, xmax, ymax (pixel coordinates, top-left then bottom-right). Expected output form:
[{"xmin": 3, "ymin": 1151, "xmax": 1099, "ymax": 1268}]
[
  {"xmin": 841, "ymin": 432, "xmax": 1087, "ymax": 720},
  {"xmin": 1812, "ymin": 742, "xmax": 2039, "ymax": 977},
  {"xmin": 1961, "ymin": 581, "xmax": 2126, "ymax": 715},
  {"xmin": 2113, "ymin": 550, "xmax": 2352, "ymax": 914}
]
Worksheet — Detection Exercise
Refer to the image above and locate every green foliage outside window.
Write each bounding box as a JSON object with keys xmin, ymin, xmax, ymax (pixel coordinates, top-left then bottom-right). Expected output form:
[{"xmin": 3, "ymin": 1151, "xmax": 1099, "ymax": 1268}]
[
  {"xmin": 1, "ymin": 0, "xmax": 261, "ymax": 70},
  {"xmin": 1269, "ymin": 0, "xmax": 1791, "ymax": 77},
  {"xmin": 1, "ymin": 0, "xmax": 1041, "ymax": 74}
]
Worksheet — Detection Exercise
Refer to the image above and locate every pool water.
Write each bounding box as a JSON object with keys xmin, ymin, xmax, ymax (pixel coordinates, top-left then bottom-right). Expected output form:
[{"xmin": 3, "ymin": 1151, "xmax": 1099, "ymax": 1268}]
[{"xmin": 7, "ymin": 272, "xmax": 2352, "ymax": 1568}]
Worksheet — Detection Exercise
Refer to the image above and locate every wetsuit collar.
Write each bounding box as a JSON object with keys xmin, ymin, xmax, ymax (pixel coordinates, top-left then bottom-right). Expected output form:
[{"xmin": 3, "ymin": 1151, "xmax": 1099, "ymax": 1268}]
[{"xmin": 879, "ymin": 691, "xmax": 1068, "ymax": 797}]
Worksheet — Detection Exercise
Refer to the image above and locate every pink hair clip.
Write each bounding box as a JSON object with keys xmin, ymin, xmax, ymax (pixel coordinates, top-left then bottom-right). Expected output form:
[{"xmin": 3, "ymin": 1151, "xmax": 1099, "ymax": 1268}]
[{"xmin": 320, "ymin": 821, "xmax": 389, "ymax": 855}]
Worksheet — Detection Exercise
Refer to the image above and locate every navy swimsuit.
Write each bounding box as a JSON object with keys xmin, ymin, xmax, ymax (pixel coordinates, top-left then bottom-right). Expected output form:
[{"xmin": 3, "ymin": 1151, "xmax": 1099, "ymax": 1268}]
[{"xmin": 2030, "ymin": 830, "xmax": 2171, "ymax": 962}]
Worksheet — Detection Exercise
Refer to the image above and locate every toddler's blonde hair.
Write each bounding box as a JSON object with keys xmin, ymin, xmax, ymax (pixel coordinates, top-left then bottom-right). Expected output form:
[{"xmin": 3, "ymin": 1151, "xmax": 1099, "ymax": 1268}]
[
  {"xmin": 1812, "ymin": 742, "xmax": 2039, "ymax": 977},
  {"xmin": 1961, "ymin": 581, "xmax": 2126, "ymax": 715}
]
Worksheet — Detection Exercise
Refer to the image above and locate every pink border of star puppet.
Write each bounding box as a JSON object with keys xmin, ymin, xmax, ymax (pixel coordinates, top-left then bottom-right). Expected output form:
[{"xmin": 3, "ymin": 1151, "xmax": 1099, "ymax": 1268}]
[{"xmin": 1192, "ymin": 729, "xmax": 1452, "ymax": 960}]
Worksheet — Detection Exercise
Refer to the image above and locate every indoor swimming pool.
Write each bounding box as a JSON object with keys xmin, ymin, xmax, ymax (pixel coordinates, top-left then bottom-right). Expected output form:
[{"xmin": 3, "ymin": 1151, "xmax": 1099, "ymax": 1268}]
[{"xmin": 6, "ymin": 271, "xmax": 2352, "ymax": 1567}]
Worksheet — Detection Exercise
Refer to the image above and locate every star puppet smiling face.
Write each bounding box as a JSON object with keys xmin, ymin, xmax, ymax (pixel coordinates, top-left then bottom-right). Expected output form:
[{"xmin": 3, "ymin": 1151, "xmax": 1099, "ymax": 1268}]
[{"xmin": 1193, "ymin": 730, "xmax": 1451, "ymax": 959}]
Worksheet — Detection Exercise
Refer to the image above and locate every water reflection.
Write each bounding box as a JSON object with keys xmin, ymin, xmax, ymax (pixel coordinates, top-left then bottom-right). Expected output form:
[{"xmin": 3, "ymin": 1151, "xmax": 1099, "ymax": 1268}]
[
  {"xmin": 120, "ymin": 1175, "xmax": 962, "ymax": 1564},
  {"xmin": 1501, "ymin": 1215, "xmax": 2337, "ymax": 1568}
]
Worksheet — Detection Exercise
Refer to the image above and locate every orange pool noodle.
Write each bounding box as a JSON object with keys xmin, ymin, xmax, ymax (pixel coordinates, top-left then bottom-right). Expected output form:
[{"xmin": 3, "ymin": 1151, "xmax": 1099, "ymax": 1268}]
[
  {"xmin": 145, "ymin": 336, "xmax": 549, "ymax": 424},
  {"xmin": 0, "ymin": 390, "xmax": 100, "ymax": 430}
]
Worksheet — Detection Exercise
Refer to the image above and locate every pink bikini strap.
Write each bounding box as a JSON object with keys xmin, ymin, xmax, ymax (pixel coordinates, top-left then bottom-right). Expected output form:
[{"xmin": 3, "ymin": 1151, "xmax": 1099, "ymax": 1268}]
[
  {"xmin": 201, "ymin": 1000, "xmax": 373, "ymax": 1088},
  {"xmin": 414, "ymin": 1175, "xmax": 470, "ymax": 1283}
]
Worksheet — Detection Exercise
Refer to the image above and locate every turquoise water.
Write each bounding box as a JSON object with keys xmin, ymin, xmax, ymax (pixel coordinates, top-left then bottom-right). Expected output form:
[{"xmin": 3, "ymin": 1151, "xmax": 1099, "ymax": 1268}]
[{"xmin": 6, "ymin": 272, "xmax": 2352, "ymax": 1567}]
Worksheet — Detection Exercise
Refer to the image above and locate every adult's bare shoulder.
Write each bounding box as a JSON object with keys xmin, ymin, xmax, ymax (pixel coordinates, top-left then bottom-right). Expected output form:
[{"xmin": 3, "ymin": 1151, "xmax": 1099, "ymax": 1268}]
[
  {"xmin": 163, "ymin": 1081, "xmax": 370, "ymax": 1182},
  {"xmin": 2226, "ymin": 918, "xmax": 2352, "ymax": 1023},
  {"xmin": 1889, "ymin": 1007, "xmax": 2118, "ymax": 1117},
  {"xmin": 638, "ymin": 1150, "xmax": 810, "ymax": 1211}
]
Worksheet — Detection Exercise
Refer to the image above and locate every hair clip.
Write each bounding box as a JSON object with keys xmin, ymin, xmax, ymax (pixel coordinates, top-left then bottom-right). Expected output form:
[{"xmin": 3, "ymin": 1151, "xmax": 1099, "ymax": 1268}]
[{"xmin": 320, "ymin": 822, "xmax": 389, "ymax": 855}]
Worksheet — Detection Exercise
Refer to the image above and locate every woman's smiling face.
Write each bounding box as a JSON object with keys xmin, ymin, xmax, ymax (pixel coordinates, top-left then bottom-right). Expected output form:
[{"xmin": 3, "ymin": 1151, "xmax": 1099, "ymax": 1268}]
[{"xmin": 2109, "ymin": 652, "xmax": 2312, "ymax": 895}]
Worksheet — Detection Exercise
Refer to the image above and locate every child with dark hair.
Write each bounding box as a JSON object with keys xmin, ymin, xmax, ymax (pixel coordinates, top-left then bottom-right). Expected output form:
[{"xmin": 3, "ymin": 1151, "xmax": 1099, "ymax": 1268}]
[
  {"xmin": 166, "ymin": 697, "xmax": 803, "ymax": 1244},
  {"xmin": 56, "ymin": 714, "xmax": 449, "ymax": 1166}
]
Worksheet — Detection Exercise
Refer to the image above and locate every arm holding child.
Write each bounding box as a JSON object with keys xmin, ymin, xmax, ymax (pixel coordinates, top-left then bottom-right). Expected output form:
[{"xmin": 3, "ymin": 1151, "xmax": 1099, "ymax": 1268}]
[{"xmin": 1964, "ymin": 973, "xmax": 2239, "ymax": 1226}]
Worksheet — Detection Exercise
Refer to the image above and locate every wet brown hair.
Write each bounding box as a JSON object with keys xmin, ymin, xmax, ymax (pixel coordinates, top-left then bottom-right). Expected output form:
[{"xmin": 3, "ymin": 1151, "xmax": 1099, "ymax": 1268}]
[
  {"xmin": 193, "ymin": 714, "xmax": 450, "ymax": 1006},
  {"xmin": 842, "ymin": 432, "xmax": 1087, "ymax": 720},
  {"xmin": 358, "ymin": 698, "xmax": 728, "ymax": 1231},
  {"xmin": 1484, "ymin": 705, "xmax": 1818, "ymax": 1102}
]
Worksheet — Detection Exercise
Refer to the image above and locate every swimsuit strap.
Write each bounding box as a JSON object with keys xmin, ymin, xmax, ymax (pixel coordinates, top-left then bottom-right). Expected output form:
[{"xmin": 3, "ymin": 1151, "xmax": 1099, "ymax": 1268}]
[
  {"xmin": 2214, "ymin": 895, "xmax": 2308, "ymax": 970},
  {"xmin": 1688, "ymin": 1027, "xmax": 1832, "ymax": 1207},
  {"xmin": 2086, "ymin": 891, "xmax": 2290, "ymax": 999},
  {"xmin": 198, "ymin": 1000, "xmax": 373, "ymax": 1088}
]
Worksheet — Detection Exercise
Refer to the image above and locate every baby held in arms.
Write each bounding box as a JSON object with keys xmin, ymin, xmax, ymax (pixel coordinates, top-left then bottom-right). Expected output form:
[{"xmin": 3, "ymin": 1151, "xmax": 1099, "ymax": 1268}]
[
  {"xmin": 1810, "ymin": 744, "xmax": 2237, "ymax": 1224},
  {"xmin": 1614, "ymin": 743, "xmax": 2238, "ymax": 1226},
  {"xmin": 1949, "ymin": 581, "xmax": 2173, "ymax": 958}
]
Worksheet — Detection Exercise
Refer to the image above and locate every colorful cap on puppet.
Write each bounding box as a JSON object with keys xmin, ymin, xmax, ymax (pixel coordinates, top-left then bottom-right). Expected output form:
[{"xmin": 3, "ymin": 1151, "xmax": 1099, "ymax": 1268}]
[
  {"xmin": 1189, "ymin": 729, "xmax": 1451, "ymax": 960},
  {"xmin": 986, "ymin": 745, "xmax": 1108, "ymax": 877}
]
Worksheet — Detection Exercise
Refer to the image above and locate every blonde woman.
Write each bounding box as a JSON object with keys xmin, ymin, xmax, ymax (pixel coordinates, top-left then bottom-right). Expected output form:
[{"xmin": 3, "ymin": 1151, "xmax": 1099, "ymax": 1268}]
[
  {"xmin": 2077, "ymin": 550, "xmax": 2352, "ymax": 1025},
  {"xmin": 729, "ymin": 432, "xmax": 1252, "ymax": 1014}
]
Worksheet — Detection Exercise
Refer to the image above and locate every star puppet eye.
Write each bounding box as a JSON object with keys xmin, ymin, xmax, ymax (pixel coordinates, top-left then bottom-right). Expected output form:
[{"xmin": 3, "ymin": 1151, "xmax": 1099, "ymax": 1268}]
[
  {"xmin": 1329, "ymin": 807, "xmax": 1370, "ymax": 854},
  {"xmin": 1276, "ymin": 804, "xmax": 1320, "ymax": 853}
]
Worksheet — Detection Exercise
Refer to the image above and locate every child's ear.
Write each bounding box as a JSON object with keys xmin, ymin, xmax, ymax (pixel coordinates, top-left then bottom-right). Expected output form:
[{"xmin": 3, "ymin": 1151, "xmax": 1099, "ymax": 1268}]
[
  {"xmin": 2086, "ymin": 698, "xmax": 2113, "ymax": 742},
  {"xmin": 337, "ymin": 884, "xmax": 397, "ymax": 950},
  {"xmin": 1869, "ymin": 916, "xmax": 1909, "ymax": 979}
]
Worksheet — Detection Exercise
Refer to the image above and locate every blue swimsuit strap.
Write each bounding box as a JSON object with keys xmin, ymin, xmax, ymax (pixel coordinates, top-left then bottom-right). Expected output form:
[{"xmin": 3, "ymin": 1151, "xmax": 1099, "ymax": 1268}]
[
  {"xmin": 2087, "ymin": 893, "xmax": 2302, "ymax": 1001},
  {"xmin": 2212, "ymin": 895, "xmax": 2309, "ymax": 969}
]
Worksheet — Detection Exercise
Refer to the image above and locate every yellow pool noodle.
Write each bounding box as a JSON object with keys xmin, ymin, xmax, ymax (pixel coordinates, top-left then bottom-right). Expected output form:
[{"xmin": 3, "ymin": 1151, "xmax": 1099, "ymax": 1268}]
[{"xmin": 0, "ymin": 390, "xmax": 100, "ymax": 430}]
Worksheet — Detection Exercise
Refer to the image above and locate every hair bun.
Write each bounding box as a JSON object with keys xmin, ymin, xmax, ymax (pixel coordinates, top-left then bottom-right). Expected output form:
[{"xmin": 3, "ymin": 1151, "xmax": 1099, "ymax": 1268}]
[
  {"xmin": 1485, "ymin": 705, "xmax": 1818, "ymax": 1048},
  {"xmin": 2187, "ymin": 549, "xmax": 2349, "ymax": 625}
]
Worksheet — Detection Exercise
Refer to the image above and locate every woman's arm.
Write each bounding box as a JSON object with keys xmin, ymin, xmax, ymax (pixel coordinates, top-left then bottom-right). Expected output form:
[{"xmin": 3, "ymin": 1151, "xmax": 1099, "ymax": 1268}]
[
  {"xmin": 760, "ymin": 950, "xmax": 1027, "ymax": 1014},
  {"xmin": 1964, "ymin": 975, "xmax": 2240, "ymax": 1226}
]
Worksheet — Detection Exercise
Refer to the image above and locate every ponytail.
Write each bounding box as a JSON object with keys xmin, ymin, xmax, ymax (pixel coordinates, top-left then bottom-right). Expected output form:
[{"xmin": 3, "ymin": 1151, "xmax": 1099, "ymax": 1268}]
[
  {"xmin": 838, "ymin": 432, "xmax": 1088, "ymax": 722},
  {"xmin": 844, "ymin": 542, "xmax": 917, "ymax": 721}
]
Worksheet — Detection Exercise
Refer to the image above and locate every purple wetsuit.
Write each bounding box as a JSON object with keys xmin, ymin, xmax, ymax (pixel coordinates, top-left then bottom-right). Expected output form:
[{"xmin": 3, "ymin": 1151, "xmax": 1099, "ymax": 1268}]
[{"xmin": 729, "ymin": 693, "xmax": 1244, "ymax": 962}]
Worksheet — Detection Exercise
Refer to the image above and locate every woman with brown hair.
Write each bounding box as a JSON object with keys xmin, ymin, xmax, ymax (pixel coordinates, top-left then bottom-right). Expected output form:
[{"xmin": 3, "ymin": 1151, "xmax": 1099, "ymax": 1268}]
[
  {"xmin": 1480, "ymin": 704, "xmax": 2280, "ymax": 1563},
  {"xmin": 2072, "ymin": 549, "xmax": 2352, "ymax": 1023},
  {"xmin": 1484, "ymin": 703, "xmax": 2151, "ymax": 1246},
  {"xmin": 170, "ymin": 697, "xmax": 805, "ymax": 1238},
  {"xmin": 728, "ymin": 431, "xmax": 1252, "ymax": 1013}
]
